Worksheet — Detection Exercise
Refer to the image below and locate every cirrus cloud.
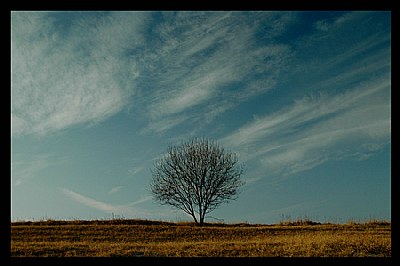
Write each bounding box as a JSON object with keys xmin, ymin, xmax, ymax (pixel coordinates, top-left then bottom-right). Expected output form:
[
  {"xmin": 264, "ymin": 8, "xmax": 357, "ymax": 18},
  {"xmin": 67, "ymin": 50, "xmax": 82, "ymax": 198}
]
[{"xmin": 11, "ymin": 12, "xmax": 147, "ymax": 137}]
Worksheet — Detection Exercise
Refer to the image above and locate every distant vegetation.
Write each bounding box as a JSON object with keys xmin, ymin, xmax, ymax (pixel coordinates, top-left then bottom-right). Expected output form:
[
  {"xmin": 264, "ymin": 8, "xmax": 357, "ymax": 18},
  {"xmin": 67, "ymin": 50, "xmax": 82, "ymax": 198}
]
[{"xmin": 11, "ymin": 218, "xmax": 391, "ymax": 257}]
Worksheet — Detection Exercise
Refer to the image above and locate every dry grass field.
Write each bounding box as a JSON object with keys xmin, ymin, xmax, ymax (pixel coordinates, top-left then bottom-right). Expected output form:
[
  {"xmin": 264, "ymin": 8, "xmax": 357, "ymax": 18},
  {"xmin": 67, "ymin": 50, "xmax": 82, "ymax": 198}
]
[{"xmin": 11, "ymin": 219, "xmax": 391, "ymax": 257}]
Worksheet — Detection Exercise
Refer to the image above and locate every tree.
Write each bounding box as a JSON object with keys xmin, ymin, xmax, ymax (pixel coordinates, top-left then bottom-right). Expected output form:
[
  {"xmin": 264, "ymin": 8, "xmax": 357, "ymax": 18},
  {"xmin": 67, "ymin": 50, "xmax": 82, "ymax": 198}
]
[{"xmin": 150, "ymin": 138, "xmax": 245, "ymax": 226}]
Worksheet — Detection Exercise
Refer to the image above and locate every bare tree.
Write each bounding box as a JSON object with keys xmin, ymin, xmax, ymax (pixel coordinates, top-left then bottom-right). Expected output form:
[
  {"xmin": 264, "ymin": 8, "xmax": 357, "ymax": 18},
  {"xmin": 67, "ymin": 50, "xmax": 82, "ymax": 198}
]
[{"xmin": 150, "ymin": 138, "xmax": 245, "ymax": 226}]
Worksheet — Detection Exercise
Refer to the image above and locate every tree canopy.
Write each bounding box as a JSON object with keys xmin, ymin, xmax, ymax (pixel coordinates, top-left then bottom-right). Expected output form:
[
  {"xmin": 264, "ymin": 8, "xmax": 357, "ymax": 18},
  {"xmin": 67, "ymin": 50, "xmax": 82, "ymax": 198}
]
[{"xmin": 150, "ymin": 138, "xmax": 245, "ymax": 226}]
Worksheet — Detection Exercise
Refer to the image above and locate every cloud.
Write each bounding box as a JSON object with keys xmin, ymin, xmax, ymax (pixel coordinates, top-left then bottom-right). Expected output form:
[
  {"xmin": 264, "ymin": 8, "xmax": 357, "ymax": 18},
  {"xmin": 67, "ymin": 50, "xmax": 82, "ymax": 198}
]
[
  {"xmin": 11, "ymin": 12, "xmax": 147, "ymax": 137},
  {"xmin": 221, "ymin": 77, "xmax": 390, "ymax": 178},
  {"xmin": 108, "ymin": 186, "xmax": 123, "ymax": 195},
  {"xmin": 294, "ymin": 12, "xmax": 390, "ymax": 82},
  {"xmin": 61, "ymin": 188, "xmax": 118, "ymax": 213},
  {"xmin": 314, "ymin": 12, "xmax": 366, "ymax": 33},
  {"xmin": 12, "ymin": 153, "xmax": 71, "ymax": 187},
  {"xmin": 12, "ymin": 12, "xmax": 296, "ymax": 136},
  {"xmin": 141, "ymin": 114, "xmax": 190, "ymax": 134},
  {"xmin": 138, "ymin": 12, "xmax": 294, "ymax": 133},
  {"xmin": 11, "ymin": 154, "xmax": 50, "ymax": 186},
  {"xmin": 127, "ymin": 165, "xmax": 145, "ymax": 177},
  {"xmin": 127, "ymin": 195, "xmax": 153, "ymax": 207},
  {"xmin": 220, "ymin": 12, "xmax": 391, "ymax": 179},
  {"xmin": 60, "ymin": 188, "xmax": 154, "ymax": 217}
]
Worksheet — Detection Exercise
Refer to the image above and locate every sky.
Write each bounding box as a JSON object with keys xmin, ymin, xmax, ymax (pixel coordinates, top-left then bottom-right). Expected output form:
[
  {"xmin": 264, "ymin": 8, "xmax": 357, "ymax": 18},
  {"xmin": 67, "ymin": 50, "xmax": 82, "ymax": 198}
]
[{"xmin": 11, "ymin": 11, "xmax": 391, "ymax": 224}]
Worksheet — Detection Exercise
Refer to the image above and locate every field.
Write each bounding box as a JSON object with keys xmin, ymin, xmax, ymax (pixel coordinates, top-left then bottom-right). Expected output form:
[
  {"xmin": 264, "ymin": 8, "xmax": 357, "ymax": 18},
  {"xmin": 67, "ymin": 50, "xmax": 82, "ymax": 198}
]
[{"xmin": 11, "ymin": 219, "xmax": 391, "ymax": 257}]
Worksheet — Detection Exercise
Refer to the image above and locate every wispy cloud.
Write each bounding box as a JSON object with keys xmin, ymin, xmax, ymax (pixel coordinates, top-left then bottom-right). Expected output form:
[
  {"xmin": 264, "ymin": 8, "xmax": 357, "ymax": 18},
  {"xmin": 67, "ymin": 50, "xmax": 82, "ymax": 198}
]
[
  {"xmin": 139, "ymin": 12, "xmax": 294, "ymax": 134},
  {"xmin": 107, "ymin": 186, "xmax": 123, "ymax": 195},
  {"xmin": 140, "ymin": 114, "xmax": 189, "ymax": 134},
  {"xmin": 60, "ymin": 188, "xmax": 155, "ymax": 217},
  {"xmin": 12, "ymin": 153, "xmax": 71, "ymax": 186},
  {"xmin": 11, "ymin": 154, "xmax": 50, "ymax": 186},
  {"xmin": 12, "ymin": 12, "xmax": 297, "ymax": 136},
  {"xmin": 220, "ymin": 12, "xmax": 391, "ymax": 180},
  {"xmin": 11, "ymin": 12, "xmax": 147, "ymax": 137},
  {"xmin": 222, "ymin": 77, "xmax": 390, "ymax": 178},
  {"xmin": 127, "ymin": 165, "xmax": 145, "ymax": 177},
  {"xmin": 295, "ymin": 12, "xmax": 390, "ymax": 84},
  {"xmin": 313, "ymin": 12, "xmax": 353, "ymax": 32},
  {"xmin": 61, "ymin": 188, "xmax": 118, "ymax": 213},
  {"xmin": 127, "ymin": 195, "xmax": 153, "ymax": 207}
]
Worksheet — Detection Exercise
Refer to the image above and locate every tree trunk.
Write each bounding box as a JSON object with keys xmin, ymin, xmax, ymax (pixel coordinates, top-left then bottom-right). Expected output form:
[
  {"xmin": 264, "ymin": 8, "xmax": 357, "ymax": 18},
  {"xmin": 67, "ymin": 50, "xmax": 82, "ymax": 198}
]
[
  {"xmin": 191, "ymin": 213, "xmax": 199, "ymax": 226},
  {"xmin": 199, "ymin": 214, "xmax": 205, "ymax": 227}
]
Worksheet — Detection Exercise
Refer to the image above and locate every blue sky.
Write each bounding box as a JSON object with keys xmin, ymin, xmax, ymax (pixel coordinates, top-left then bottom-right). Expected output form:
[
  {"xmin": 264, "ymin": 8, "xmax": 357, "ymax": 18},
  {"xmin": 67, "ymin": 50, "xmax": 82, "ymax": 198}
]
[{"xmin": 11, "ymin": 11, "xmax": 391, "ymax": 224}]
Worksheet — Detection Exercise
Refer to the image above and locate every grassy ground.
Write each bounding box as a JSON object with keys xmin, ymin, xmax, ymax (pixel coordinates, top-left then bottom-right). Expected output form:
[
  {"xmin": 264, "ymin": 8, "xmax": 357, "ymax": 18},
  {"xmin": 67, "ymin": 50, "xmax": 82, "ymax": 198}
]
[{"xmin": 11, "ymin": 219, "xmax": 391, "ymax": 257}]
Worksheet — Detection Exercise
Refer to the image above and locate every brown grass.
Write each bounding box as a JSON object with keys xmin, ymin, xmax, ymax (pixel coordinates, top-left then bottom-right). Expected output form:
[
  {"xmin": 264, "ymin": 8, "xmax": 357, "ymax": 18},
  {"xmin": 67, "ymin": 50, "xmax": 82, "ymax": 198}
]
[{"xmin": 11, "ymin": 219, "xmax": 391, "ymax": 257}]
